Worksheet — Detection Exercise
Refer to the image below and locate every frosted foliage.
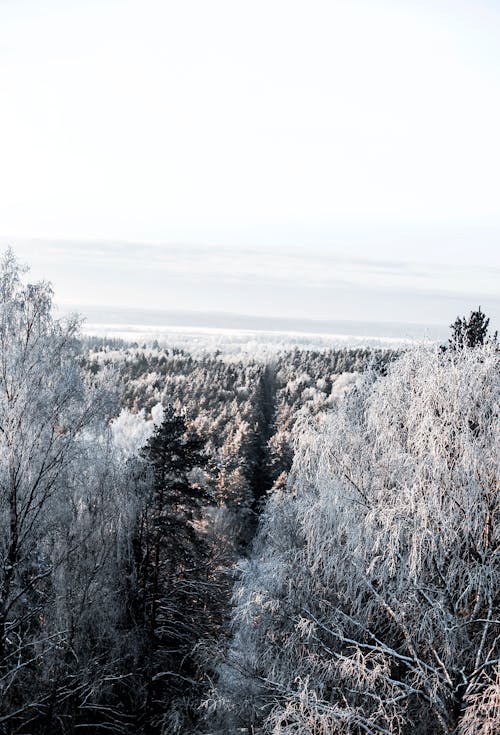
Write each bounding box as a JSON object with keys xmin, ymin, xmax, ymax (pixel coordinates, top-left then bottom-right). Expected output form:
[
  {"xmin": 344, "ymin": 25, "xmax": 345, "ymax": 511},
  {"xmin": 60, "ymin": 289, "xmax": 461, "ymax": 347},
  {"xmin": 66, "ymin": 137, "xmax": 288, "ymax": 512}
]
[
  {"xmin": 457, "ymin": 665, "xmax": 500, "ymax": 735},
  {"xmin": 150, "ymin": 400, "xmax": 164, "ymax": 425},
  {"xmin": 215, "ymin": 346, "xmax": 499, "ymax": 735},
  {"xmin": 110, "ymin": 401, "xmax": 164, "ymax": 457},
  {"xmin": 0, "ymin": 249, "xmax": 134, "ymax": 724},
  {"xmin": 329, "ymin": 370, "xmax": 360, "ymax": 400}
]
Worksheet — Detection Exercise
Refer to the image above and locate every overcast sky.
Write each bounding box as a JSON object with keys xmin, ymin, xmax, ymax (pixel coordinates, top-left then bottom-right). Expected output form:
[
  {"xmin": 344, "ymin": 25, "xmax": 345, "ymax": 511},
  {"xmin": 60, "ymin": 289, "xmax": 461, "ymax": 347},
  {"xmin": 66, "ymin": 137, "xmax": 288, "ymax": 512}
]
[{"xmin": 0, "ymin": 0, "xmax": 499, "ymax": 328}]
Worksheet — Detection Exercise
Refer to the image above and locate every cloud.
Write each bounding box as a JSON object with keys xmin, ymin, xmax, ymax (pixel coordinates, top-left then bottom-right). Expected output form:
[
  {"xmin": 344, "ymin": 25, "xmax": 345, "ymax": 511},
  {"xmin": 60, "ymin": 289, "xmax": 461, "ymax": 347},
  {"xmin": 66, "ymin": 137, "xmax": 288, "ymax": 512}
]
[
  {"xmin": 9, "ymin": 238, "xmax": 497, "ymax": 291},
  {"xmin": 2, "ymin": 239, "xmax": 498, "ymax": 329}
]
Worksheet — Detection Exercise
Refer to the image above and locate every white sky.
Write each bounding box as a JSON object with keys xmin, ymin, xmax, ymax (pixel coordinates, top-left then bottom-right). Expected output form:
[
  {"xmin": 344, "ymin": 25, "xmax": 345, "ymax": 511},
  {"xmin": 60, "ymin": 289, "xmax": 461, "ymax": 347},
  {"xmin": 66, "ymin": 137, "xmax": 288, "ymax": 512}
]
[{"xmin": 0, "ymin": 0, "xmax": 499, "ymax": 327}]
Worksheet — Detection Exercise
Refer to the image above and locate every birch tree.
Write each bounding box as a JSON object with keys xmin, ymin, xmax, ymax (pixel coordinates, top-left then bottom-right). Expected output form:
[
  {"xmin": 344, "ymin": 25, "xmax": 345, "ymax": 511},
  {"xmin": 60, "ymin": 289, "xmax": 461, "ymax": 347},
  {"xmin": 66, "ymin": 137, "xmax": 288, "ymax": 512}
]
[
  {"xmin": 214, "ymin": 344, "xmax": 499, "ymax": 735},
  {"xmin": 0, "ymin": 249, "xmax": 132, "ymax": 732}
]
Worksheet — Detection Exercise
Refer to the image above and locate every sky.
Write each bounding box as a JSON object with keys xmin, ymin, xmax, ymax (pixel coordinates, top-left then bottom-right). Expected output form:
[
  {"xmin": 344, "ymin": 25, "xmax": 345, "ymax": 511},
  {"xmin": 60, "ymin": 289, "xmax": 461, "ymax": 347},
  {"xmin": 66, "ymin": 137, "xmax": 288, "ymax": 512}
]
[{"xmin": 0, "ymin": 0, "xmax": 499, "ymax": 330}]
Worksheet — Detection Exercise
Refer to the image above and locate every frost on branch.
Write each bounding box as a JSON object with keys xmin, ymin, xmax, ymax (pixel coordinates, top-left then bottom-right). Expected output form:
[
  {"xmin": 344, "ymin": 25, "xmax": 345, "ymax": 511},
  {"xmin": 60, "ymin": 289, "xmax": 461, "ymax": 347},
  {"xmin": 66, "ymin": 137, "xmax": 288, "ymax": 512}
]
[
  {"xmin": 0, "ymin": 249, "xmax": 134, "ymax": 731},
  {"xmin": 215, "ymin": 344, "xmax": 499, "ymax": 734}
]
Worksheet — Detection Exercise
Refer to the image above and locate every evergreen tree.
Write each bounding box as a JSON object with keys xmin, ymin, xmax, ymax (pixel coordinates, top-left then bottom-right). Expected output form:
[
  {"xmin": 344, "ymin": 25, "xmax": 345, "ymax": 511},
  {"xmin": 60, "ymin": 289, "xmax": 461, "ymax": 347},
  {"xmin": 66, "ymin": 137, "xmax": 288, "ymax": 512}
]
[
  {"xmin": 448, "ymin": 306, "xmax": 497, "ymax": 349},
  {"xmin": 134, "ymin": 406, "xmax": 212, "ymax": 732}
]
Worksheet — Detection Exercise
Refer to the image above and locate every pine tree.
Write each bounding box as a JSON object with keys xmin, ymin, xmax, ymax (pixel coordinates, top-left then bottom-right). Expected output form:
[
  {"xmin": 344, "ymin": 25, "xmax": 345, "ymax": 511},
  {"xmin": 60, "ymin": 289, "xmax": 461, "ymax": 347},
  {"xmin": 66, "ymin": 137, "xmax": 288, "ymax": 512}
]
[
  {"xmin": 134, "ymin": 405, "xmax": 211, "ymax": 731},
  {"xmin": 448, "ymin": 306, "xmax": 498, "ymax": 349}
]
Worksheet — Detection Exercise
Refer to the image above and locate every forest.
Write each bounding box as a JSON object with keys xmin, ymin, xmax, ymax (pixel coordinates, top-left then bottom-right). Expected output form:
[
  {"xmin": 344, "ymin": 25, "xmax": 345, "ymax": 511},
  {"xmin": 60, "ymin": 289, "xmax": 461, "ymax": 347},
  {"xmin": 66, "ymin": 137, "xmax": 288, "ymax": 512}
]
[{"xmin": 0, "ymin": 248, "xmax": 498, "ymax": 735}]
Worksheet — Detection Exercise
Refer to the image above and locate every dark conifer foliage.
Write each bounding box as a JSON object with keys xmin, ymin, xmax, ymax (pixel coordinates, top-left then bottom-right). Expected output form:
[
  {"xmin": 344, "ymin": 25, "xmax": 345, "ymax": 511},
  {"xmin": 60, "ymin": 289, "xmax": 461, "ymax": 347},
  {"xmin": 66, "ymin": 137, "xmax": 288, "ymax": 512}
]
[
  {"xmin": 131, "ymin": 407, "xmax": 216, "ymax": 732},
  {"xmin": 447, "ymin": 307, "xmax": 498, "ymax": 349},
  {"xmin": 141, "ymin": 404, "xmax": 209, "ymax": 516}
]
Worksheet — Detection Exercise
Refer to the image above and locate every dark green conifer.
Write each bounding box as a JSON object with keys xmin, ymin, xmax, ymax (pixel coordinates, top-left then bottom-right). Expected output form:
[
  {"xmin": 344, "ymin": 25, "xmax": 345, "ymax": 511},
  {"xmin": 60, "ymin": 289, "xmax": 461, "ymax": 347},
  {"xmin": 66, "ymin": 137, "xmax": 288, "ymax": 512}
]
[{"xmin": 448, "ymin": 307, "xmax": 497, "ymax": 349}]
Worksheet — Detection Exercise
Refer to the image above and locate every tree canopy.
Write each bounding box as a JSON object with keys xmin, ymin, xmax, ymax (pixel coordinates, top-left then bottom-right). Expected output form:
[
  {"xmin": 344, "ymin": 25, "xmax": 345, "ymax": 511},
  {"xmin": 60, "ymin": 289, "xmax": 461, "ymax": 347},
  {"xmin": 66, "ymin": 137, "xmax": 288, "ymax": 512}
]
[
  {"xmin": 214, "ymin": 344, "xmax": 499, "ymax": 735},
  {"xmin": 448, "ymin": 307, "xmax": 498, "ymax": 350}
]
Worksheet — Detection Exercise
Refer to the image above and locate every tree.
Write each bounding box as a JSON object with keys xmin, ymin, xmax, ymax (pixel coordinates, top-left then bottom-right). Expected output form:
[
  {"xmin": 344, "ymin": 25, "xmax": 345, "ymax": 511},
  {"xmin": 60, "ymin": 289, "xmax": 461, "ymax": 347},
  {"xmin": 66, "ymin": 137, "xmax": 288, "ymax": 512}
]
[
  {"xmin": 448, "ymin": 307, "xmax": 498, "ymax": 350},
  {"xmin": 131, "ymin": 405, "xmax": 214, "ymax": 732},
  {"xmin": 0, "ymin": 248, "xmax": 132, "ymax": 733},
  {"xmin": 213, "ymin": 344, "xmax": 499, "ymax": 734}
]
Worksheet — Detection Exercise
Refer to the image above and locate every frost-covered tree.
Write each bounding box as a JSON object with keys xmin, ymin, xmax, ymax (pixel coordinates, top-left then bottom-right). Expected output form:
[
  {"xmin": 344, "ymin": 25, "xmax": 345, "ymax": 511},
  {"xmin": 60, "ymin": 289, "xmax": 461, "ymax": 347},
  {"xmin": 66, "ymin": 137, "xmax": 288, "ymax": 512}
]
[
  {"xmin": 214, "ymin": 344, "xmax": 499, "ymax": 735},
  {"xmin": 111, "ymin": 401, "xmax": 164, "ymax": 458},
  {"xmin": 0, "ymin": 249, "xmax": 134, "ymax": 732}
]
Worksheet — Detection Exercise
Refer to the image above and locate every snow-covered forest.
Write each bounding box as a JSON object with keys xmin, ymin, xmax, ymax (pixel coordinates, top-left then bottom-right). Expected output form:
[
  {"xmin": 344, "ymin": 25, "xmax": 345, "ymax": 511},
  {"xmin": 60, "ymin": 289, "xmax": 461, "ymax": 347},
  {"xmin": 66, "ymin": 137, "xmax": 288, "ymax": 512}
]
[{"xmin": 0, "ymin": 249, "xmax": 498, "ymax": 735}]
